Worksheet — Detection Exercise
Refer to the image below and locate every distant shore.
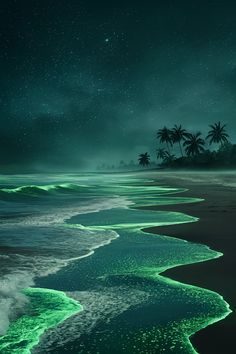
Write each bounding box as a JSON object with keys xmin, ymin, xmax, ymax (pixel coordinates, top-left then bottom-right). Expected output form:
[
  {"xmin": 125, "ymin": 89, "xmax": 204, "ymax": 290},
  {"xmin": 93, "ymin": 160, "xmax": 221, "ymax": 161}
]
[{"xmin": 140, "ymin": 171, "xmax": 235, "ymax": 354}]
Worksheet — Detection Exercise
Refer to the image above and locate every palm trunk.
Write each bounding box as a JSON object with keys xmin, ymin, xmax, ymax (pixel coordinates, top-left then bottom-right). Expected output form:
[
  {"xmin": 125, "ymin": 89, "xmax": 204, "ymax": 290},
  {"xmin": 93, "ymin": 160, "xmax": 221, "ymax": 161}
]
[
  {"xmin": 166, "ymin": 142, "xmax": 170, "ymax": 153},
  {"xmin": 179, "ymin": 141, "xmax": 183, "ymax": 157}
]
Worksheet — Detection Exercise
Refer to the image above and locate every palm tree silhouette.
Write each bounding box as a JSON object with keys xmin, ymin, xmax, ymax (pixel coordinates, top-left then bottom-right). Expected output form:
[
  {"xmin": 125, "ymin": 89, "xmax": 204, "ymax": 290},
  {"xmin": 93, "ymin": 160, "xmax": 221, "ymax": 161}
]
[
  {"xmin": 171, "ymin": 124, "xmax": 188, "ymax": 156},
  {"xmin": 157, "ymin": 127, "xmax": 172, "ymax": 153},
  {"xmin": 163, "ymin": 151, "xmax": 176, "ymax": 164},
  {"xmin": 183, "ymin": 132, "xmax": 205, "ymax": 156},
  {"xmin": 138, "ymin": 152, "xmax": 150, "ymax": 167},
  {"xmin": 206, "ymin": 122, "xmax": 229, "ymax": 146},
  {"xmin": 156, "ymin": 148, "xmax": 167, "ymax": 161}
]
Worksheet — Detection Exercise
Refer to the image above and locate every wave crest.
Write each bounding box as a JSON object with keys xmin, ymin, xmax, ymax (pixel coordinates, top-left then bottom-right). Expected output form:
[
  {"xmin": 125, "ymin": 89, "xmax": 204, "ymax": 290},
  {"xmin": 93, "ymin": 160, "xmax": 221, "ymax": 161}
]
[{"xmin": 0, "ymin": 183, "xmax": 87, "ymax": 200}]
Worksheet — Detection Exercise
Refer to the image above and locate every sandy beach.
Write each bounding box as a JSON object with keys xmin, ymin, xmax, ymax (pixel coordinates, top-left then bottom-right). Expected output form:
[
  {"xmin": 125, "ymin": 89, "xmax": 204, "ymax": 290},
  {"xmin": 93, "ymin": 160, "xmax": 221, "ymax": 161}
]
[{"xmin": 140, "ymin": 171, "xmax": 236, "ymax": 354}]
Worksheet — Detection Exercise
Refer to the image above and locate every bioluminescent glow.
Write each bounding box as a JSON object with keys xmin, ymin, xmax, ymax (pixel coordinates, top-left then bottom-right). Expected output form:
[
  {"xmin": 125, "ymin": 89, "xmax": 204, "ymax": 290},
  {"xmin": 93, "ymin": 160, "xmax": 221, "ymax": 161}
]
[
  {"xmin": 0, "ymin": 288, "xmax": 82, "ymax": 354},
  {"xmin": 0, "ymin": 175, "xmax": 231, "ymax": 353}
]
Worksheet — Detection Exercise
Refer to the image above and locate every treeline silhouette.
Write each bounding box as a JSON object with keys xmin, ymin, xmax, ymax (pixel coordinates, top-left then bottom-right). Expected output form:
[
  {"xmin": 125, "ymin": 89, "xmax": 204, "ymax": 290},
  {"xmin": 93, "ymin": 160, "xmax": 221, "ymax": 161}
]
[{"xmin": 138, "ymin": 122, "xmax": 236, "ymax": 168}]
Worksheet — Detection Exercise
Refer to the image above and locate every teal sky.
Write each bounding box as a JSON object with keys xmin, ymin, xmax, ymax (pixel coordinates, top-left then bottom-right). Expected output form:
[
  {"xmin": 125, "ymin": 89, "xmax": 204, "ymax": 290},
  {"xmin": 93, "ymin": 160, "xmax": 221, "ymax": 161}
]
[{"xmin": 1, "ymin": 0, "xmax": 236, "ymax": 170}]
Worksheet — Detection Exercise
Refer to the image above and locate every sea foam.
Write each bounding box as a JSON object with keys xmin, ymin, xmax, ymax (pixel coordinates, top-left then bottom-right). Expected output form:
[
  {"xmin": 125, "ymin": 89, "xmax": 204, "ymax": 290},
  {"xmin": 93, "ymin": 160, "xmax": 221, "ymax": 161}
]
[{"xmin": 0, "ymin": 193, "xmax": 129, "ymax": 335}]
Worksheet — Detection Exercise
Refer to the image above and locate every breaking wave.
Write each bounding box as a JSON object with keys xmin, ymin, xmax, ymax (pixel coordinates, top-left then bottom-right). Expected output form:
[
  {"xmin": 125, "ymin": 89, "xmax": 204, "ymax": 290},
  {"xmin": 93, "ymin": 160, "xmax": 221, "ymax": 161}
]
[
  {"xmin": 0, "ymin": 182, "xmax": 130, "ymax": 336},
  {"xmin": 0, "ymin": 183, "xmax": 89, "ymax": 201}
]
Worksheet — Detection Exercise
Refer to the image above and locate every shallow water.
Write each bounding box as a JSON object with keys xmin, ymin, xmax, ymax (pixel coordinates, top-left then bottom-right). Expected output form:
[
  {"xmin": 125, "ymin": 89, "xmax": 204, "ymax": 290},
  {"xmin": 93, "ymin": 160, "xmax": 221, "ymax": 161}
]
[{"xmin": 0, "ymin": 173, "xmax": 231, "ymax": 353}]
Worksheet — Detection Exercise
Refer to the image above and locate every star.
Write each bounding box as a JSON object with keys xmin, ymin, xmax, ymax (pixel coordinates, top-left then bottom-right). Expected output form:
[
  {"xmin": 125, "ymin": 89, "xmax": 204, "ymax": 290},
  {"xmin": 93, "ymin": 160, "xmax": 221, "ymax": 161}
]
[{"xmin": 105, "ymin": 38, "xmax": 109, "ymax": 43}]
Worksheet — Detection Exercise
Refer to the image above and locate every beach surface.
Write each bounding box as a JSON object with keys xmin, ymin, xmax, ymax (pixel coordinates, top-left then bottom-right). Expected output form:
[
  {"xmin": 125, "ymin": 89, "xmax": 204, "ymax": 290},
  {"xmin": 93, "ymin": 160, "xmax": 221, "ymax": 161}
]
[{"xmin": 141, "ymin": 171, "xmax": 236, "ymax": 354}]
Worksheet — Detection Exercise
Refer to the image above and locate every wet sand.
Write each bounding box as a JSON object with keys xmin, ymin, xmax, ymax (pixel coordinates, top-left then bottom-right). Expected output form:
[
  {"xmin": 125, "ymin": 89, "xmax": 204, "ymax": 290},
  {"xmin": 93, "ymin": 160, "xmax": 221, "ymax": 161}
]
[{"xmin": 141, "ymin": 172, "xmax": 236, "ymax": 354}]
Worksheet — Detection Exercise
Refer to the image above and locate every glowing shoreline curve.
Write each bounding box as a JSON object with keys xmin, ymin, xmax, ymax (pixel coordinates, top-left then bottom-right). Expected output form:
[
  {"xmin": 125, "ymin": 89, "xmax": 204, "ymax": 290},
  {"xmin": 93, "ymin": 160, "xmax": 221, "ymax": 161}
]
[
  {"xmin": 136, "ymin": 269, "xmax": 231, "ymax": 354},
  {"xmin": 65, "ymin": 195, "xmax": 232, "ymax": 353}
]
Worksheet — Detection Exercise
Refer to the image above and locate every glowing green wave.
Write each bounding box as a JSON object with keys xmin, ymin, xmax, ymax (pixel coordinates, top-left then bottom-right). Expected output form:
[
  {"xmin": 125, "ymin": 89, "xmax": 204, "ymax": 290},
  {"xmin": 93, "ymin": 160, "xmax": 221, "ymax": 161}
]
[{"xmin": 0, "ymin": 288, "xmax": 82, "ymax": 354}]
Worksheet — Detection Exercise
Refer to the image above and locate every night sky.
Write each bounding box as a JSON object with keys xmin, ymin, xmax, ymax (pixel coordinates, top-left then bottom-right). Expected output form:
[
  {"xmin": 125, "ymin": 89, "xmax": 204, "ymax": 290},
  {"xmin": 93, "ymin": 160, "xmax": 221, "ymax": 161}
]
[{"xmin": 1, "ymin": 0, "xmax": 236, "ymax": 171}]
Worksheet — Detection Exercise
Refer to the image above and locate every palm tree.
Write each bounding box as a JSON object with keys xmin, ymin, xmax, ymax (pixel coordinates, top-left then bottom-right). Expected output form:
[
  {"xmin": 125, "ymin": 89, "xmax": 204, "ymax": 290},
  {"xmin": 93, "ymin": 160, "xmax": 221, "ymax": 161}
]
[
  {"xmin": 183, "ymin": 132, "xmax": 205, "ymax": 156},
  {"xmin": 206, "ymin": 122, "xmax": 229, "ymax": 146},
  {"xmin": 163, "ymin": 151, "xmax": 176, "ymax": 164},
  {"xmin": 138, "ymin": 152, "xmax": 150, "ymax": 167},
  {"xmin": 157, "ymin": 127, "xmax": 172, "ymax": 153},
  {"xmin": 171, "ymin": 124, "xmax": 189, "ymax": 156},
  {"xmin": 156, "ymin": 148, "xmax": 167, "ymax": 161}
]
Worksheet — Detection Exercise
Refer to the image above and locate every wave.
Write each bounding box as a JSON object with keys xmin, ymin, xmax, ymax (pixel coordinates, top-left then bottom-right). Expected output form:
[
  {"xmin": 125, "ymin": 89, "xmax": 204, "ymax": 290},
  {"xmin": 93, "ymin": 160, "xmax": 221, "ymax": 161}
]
[
  {"xmin": 0, "ymin": 197, "xmax": 132, "ymax": 227},
  {"xmin": 0, "ymin": 181, "xmax": 185, "ymax": 202},
  {"xmin": 0, "ymin": 287, "xmax": 82, "ymax": 353},
  {"xmin": 0, "ymin": 195, "xmax": 131, "ymax": 337},
  {"xmin": 0, "ymin": 226, "xmax": 119, "ymax": 339},
  {"xmin": 0, "ymin": 272, "xmax": 34, "ymax": 335},
  {"xmin": 0, "ymin": 183, "xmax": 88, "ymax": 201}
]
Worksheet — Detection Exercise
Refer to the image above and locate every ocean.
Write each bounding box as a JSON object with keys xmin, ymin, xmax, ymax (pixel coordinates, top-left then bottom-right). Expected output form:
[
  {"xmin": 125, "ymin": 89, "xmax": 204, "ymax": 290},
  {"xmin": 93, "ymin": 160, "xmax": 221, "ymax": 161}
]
[{"xmin": 0, "ymin": 173, "xmax": 231, "ymax": 354}]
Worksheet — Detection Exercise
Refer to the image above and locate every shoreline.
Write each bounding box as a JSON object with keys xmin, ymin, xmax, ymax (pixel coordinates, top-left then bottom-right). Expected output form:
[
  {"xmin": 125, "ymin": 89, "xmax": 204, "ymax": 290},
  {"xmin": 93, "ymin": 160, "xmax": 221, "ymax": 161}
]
[
  {"xmin": 140, "ymin": 172, "xmax": 235, "ymax": 354},
  {"xmin": 1, "ymin": 172, "xmax": 233, "ymax": 353}
]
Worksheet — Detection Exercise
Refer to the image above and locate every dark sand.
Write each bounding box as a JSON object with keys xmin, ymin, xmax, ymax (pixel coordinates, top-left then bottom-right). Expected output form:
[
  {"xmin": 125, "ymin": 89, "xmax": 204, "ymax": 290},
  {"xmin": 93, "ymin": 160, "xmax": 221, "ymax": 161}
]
[{"xmin": 141, "ymin": 172, "xmax": 236, "ymax": 354}]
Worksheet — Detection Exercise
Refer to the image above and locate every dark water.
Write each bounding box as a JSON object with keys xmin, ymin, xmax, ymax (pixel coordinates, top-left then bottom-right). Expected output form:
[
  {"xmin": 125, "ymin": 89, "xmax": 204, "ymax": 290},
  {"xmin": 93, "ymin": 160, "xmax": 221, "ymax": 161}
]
[{"xmin": 0, "ymin": 174, "xmax": 231, "ymax": 354}]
